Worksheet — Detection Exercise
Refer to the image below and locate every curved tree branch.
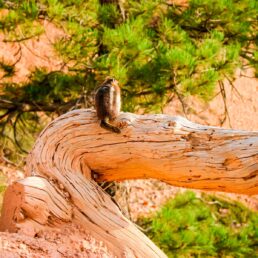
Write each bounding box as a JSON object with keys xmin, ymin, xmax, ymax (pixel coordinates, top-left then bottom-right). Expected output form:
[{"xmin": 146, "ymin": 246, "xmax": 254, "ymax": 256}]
[
  {"xmin": 27, "ymin": 109, "xmax": 258, "ymax": 195},
  {"xmin": 1, "ymin": 109, "xmax": 257, "ymax": 257}
]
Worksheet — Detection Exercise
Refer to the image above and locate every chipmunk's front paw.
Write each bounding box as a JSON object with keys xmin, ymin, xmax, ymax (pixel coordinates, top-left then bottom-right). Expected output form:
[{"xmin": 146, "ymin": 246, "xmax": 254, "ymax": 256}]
[{"xmin": 117, "ymin": 120, "xmax": 129, "ymax": 129}]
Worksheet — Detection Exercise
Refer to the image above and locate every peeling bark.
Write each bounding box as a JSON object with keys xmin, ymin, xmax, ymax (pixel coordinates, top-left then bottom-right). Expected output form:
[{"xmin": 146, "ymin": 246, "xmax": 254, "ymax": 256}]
[{"xmin": 1, "ymin": 109, "xmax": 257, "ymax": 257}]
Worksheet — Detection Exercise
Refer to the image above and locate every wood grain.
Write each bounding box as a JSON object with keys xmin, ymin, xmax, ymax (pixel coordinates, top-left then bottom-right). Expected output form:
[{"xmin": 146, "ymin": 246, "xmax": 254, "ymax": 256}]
[{"xmin": 1, "ymin": 109, "xmax": 257, "ymax": 257}]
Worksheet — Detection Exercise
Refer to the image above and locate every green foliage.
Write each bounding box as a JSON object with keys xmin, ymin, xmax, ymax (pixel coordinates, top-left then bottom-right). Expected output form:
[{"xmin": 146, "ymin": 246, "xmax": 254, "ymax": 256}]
[
  {"xmin": 0, "ymin": 0, "xmax": 257, "ymax": 157},
  {"xmin": 0, "ymin": 173, "xmax": 7, "ymax": 212},
  {"xmin": 138, "ymin": 191, "xmax": 258, "ymax": 257},
  {"xmin": 0, "ymin": 69, "xmax": 91, "ymax": 159},
  {"xmin": 0, "ymin": 61, "xmax": 15, "ymax": 77}
]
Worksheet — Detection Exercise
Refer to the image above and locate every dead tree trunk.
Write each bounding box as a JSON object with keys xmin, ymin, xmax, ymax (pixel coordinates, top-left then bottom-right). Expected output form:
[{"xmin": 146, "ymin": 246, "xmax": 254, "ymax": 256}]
[{"xmin": 1, "ymin": 109, "xmax": 257, "ymax": 257}]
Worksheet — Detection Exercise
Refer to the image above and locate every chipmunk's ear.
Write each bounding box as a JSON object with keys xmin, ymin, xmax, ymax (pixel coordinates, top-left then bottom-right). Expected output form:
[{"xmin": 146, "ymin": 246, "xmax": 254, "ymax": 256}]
[
  {"xmin": 102, "ymin": 77, "xmax": 115, "ymax": 85},
  {"xmin": 111, "ymin": 79, "xmax": 119, "ymax": 87}
]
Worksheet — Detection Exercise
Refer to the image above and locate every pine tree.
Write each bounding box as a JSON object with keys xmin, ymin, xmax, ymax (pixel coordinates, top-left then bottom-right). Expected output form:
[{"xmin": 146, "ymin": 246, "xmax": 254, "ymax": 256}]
[
  {"xmin": 138, "ymin": 191, "xmax": 258, "ymax": 257},
  {"xmin": 0, "ymin": 0, "xmax": 257, "ymax": 161}
]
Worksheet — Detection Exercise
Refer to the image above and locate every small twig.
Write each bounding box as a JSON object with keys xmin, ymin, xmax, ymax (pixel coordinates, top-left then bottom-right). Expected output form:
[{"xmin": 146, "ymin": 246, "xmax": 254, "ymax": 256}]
[
  {"xmin": 0, "ymin": 111, "xmax": 16, "ymax": 135},
  {"xmin": 224, "ymin": 75, "xmax": 243, "ymax": 101},
  {"xmin": 219, "ymin": 80, "xmax": 232, "ymax": 128},
  {"xmin": 175, "ymin": 90, "xmax": 188, "ymax": 118},
  {"xmin": 172, "ymin": 70, "xmax": 188, "ymax": 118},
  {"xmin": 101, "ymin": 182, "xmax": 114, "ymax": 191},
  {"xmin": 13, "ymin": 113, "xmax": 29, "ymax": 154},
  {"xmin": 239, "ymin": 71, "xmax": 256, "ymax": 79},
  {"xmin": 3, "ymin": 34, "xmax": 38, "ymax": 43},
  {"xmin": 166, "ymin": 92, "xmax": 175, "ymax": 105},
  {"xmin": 1, "ymin": 153, "xmax": 16, "ymax": 166},
  {"xmin": 0, "ymin": 109, "xmax": 13, "ymax": 121}
]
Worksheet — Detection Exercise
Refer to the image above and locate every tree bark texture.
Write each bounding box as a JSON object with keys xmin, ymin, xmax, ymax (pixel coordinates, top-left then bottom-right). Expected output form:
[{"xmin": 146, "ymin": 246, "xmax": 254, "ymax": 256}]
[{"xmin": 1, "ymin": 109, "xmax": 257, "ymax": 257}]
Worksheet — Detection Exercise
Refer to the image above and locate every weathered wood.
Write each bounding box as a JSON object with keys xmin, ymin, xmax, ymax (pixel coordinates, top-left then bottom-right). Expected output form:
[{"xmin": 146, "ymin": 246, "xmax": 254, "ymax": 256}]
[
  {"xmin": 0, "ymin": 177, "xmax": 72, "ymax": 235},
  {"xmin": 0, "ymin": 175, "xmax": 166, "ymax": 257},
  {"xmin": 27, "ymin": 109, "xmax": 258, "ymax": 195},
  {"xmin": 1, "ymin": 108, "xmax": 257, "ymax": 258}
]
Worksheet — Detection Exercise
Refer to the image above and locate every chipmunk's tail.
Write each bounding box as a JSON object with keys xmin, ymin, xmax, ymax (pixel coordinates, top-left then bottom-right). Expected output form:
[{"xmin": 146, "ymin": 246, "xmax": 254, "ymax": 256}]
[{"xmin": 100, "ymin": 119, "xmax": 121, "ymax": 134}]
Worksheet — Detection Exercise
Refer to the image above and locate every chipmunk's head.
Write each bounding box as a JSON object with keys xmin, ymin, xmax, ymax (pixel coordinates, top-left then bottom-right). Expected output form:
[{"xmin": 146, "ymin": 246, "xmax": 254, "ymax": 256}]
[
  {"xmin": 98, "ymin": 77, "xmax": 120, "ymax": 95},
  {"xmin": 102, "ymin": 77, "xmax": 119, "ymax": 88}
]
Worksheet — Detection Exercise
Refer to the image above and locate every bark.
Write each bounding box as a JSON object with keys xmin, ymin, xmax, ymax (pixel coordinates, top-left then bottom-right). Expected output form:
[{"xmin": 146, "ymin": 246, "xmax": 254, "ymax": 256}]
[{"xmin": 1, "ymin": 109, "xmax": 257, "ymax": 257}]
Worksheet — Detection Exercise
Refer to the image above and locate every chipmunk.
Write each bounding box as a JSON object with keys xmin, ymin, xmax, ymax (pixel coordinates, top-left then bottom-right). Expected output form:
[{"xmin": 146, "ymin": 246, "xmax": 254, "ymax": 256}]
[{"xmin": 95, "ymin": 78, "xmax": 121, "ymax": 133}]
